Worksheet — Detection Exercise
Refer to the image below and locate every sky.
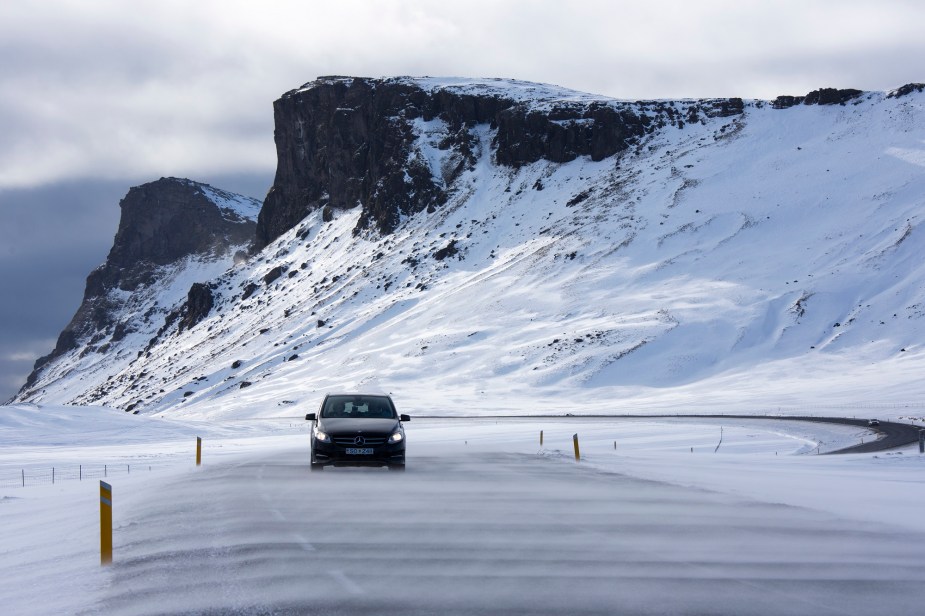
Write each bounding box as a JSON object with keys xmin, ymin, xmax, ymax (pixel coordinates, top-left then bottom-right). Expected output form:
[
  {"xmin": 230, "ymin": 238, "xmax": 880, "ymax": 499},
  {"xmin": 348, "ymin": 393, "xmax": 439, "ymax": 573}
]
[{"xmin": 1, "ymin": 0, "xmax": 923, "ymax": 402}]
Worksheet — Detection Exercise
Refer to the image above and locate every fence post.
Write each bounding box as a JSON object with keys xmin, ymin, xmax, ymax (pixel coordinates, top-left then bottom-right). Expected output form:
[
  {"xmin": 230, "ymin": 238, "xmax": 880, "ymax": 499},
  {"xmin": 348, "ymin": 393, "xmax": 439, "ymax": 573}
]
[
  {"xmin": 919, "ymin": 430, "xmax": 924, "ymax": 454},
  {"xmin": 21, "ymin": 469, "xmax": 24, "ymax": 487},
  {"xmin": 573, "ymin": 434, "xmax": 581, "ymax": 461},
  {"xmin": 100, "ymin": 481, "xmax": 113, "ymax": 565},
  {"xmin": 196, "ymin": 436, "xmax": 202, "ymax": 466},
  {"xmin": 80, "ymin": 465, "xmax": 82, "ymax": 481},
  {"xmin": 540, "ymin": 430, "xmax": 543, "ymax": 446},
  {"xmin": 52, "ymin": 467, "xmax": 55, "ymax": 484}
]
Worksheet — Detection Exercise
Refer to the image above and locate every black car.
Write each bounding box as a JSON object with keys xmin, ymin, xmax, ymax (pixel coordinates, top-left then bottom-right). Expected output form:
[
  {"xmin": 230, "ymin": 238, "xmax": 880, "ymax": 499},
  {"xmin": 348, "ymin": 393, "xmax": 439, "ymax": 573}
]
[{"xmin": 306, "ymin": 394, "xmax": 409, "ymax": 471}]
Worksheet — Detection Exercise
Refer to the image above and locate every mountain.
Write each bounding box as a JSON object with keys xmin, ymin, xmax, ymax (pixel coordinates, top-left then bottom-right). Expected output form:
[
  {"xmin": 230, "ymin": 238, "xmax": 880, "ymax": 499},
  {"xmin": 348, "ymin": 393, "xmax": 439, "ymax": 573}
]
[
  {"xmin": 18, "ymin": 177, "xmax": 259, "ymax": 403},
  {"xmin": 14, "ymin": 78, "xmax": 925, "ymax": 417}
]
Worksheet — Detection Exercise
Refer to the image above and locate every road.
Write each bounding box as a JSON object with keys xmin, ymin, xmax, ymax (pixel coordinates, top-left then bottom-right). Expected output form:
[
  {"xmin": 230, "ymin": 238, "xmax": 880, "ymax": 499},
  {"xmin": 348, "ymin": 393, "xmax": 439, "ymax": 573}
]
[
  {"xmin": 421, "ymin": 415, "xmax": 923, "ymax": 454},
  {"xmin": 85, "ymin": 444, "xmax": 925, "ymax": 615},
  {"xmin": 667, "ymin": 415, "xmax": 922, "ymax": 454}
]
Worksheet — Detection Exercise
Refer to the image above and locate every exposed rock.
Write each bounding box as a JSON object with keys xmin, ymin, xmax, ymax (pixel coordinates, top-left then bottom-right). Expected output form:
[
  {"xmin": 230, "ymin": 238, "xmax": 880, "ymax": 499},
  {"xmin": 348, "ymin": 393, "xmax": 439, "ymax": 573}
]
[
  {"xmin": 434, "ymin": 239, "xmax": 458, "ymax": 261},
  {"xmin": 773, "ymin": 88, "xmax": 864, "ymax": 109},
  {"xmin": 256, "ymin": 77, "xmax": 748, "ymax": 249},
  {"xmin": 241, "ymin": 283, "xmax": 259, "ymax": 300},
  {"xmin": 21, "ymin": 178, "xmax": 257, "ymax": 395},
  {"xmin": 494, "ymin": 103, "xmax": 650, "ymax": 166},
  {"xmin": 107, "ymin": 177, "xmax": 257, "ymax": 275},
  {"xmin": 263, "ymin": 266, "xmax": 285, "ymax": 285},
  {"xmin": 178, "ymin": 283, "xmax": 214, "ymax": 332},
  {"xmin": 888, "ymin": 83, "xmax": 925, "ymax": 98}
]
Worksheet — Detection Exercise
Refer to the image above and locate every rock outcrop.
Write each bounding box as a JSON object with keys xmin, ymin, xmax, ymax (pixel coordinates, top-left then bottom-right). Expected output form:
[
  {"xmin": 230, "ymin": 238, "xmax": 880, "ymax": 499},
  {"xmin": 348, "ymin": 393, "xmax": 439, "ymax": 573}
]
[
  {"xmin": 772, "ymin": 87, "xmax": 864, "ymax": 109},
  {"xmin": 22, "ymin": 178, "xmax": 259, "ymax": 391},
  {"xmin": 256, "ymin": 77, "xmax": 749, "ymax": 248}
]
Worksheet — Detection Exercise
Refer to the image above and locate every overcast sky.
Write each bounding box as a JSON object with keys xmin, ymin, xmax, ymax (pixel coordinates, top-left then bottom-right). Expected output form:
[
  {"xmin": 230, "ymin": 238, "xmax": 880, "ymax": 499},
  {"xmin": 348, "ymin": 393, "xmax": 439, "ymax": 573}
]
[{"xmin": 1, "ymin": 0, "xmax": 923, "ymax": 402}]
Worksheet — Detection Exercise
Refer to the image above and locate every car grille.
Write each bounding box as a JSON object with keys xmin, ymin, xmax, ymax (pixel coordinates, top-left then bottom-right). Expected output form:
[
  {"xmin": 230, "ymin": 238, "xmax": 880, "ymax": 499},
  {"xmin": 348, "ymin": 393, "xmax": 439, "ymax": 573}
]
[{"xmin": 333, "ymin": 436, "xmax": 387, "ymax": 446}]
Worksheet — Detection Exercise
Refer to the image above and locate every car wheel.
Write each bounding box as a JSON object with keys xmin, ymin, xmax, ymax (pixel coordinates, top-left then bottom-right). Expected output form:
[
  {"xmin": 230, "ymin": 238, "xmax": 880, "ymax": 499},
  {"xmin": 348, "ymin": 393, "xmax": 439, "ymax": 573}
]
[
  {"xmin": 310, "ymin": 462, "xmax": 324, "ymax": 472},
  {"xmin": 388, "ymin": 464, "xmax": 405, "ymax": 472}
]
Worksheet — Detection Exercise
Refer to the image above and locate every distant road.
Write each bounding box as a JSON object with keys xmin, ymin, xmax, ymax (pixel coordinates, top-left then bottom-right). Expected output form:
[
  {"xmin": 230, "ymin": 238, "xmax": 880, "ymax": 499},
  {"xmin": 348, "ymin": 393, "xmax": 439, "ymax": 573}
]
[
  {"xmin": 414, "ymin": 414, "xmax": 923, "ymax": 454},
  {"xmin": 779, "ymin": 416, "xmax": 922, "ymax": 454},
  {"xmin": 642, "ymin": 415, "xmax": 921, "ymax": 454}
]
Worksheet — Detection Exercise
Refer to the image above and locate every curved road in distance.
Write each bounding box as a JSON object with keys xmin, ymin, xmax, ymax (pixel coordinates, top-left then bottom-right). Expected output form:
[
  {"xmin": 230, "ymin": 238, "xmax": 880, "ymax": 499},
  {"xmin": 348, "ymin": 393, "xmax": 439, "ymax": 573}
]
[
  {"xmin": 645, "ymin": 415, "xmax": 922, "ymax": 454},
  {"xmin": 419, "ymin": 414, "xmax": 923, "ymax": 454},
  {"xmin": 647, "ymin": 415, "xmax": 922, "ymax": 454}
]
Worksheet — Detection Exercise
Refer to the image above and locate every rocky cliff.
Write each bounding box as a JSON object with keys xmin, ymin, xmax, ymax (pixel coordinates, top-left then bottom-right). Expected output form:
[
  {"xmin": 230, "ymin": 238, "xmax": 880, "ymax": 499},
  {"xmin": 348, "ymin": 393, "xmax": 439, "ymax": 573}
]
[
  {"xmin": 21, "ymin": 177, "xmax": 259, "ymax": 394},
  {"xmin": 256, "ymin": 77, "xmax": 749, "ymax": 248},
  {"xmin": 257, "ymin": 79, "xmax": 887, "ymax": 252}
]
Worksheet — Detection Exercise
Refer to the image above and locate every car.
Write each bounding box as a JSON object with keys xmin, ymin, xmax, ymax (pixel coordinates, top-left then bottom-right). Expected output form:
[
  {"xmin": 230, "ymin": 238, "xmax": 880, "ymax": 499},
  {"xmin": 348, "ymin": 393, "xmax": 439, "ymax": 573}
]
[
  {"xmin": 867, "ymin": 419, "xmax": 881, "ymax": 427},
  {"xmin": 306, "ymin": 393, "xmax": 409, "ymax": 471}
]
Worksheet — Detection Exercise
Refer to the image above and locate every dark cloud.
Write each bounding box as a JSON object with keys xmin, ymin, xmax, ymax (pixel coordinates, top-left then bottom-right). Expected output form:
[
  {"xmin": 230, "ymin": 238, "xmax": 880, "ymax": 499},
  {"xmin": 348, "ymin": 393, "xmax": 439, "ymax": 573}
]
[{"xmin": 0, "ymin": 179, "xmax": 123, "ymax": 401}]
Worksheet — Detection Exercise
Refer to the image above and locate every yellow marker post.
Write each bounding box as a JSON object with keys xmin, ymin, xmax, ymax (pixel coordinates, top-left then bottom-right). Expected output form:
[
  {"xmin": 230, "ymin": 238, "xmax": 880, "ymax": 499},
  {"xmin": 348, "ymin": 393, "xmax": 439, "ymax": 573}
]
[
  {"xmin": 196, "ymin": 436, "xmax": 202, "ymax": 466},
  {"xmin": 100, "ymin": 481, "xmax": 112, "ymax": 565},
  {"xmin": 540, "ymin": 430, "xmax": 544, "ymax": 446},
  {"xmin": 573, "ymin": 433, "xmax": 581, "ymax": 461}
]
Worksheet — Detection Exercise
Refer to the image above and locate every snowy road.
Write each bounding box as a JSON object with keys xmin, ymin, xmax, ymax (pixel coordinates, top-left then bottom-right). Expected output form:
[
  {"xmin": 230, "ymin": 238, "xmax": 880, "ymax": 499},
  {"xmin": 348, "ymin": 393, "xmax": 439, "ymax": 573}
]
[{"xmin": 87, "ymin": 442, "xmax": 925, "ymax": 616}]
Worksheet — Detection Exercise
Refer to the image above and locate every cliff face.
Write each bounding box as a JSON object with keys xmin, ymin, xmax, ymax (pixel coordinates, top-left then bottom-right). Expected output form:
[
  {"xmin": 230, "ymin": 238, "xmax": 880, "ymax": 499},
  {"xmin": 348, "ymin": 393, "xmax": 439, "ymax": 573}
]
[
  {"xmin": 88, "ymin": 178, "xmax": 257, "ymax": 295},
  {"xmin": 256, "ymin": 77, "xmax": 747, "ymax": 248},
  {"xmin": 22, "ymin": 178, "xmax": 259, "ymax": 393}
]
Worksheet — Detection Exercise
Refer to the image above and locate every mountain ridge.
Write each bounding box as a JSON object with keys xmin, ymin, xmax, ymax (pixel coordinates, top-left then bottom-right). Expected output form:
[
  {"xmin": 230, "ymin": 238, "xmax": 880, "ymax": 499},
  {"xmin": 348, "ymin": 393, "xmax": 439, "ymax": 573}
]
[
  {"xmin": 15, "ymin": 78, "xmax": 925, "ymax": 416},
  {"xmin": 19, "ymin": 177, "xmax": 259, "ymax": 397}
]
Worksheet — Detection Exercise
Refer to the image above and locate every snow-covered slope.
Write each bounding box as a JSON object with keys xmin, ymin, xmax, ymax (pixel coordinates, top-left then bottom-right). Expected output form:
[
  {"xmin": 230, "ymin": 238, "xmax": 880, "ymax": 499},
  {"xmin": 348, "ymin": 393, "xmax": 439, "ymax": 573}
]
[{"xmin": 17, "ymin": 81, "xmax": 925, "ymax": 418}]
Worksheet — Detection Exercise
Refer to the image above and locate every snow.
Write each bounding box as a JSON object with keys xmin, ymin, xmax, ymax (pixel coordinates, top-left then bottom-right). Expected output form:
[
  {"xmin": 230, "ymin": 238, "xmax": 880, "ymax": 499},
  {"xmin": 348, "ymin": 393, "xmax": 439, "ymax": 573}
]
[
  {"xmin": 405, "ymin": 76, "xmax": 624, "ymax": 106},
  {"xmin": 1, "ymin": 403, "xmax": 924, "ymax": 614},
  {"xmin": 197, "ymin": 182, "xmax": 261, "ymax": 222},
  {"xmin": 297, "ymin": 75, "xmax": 621, "ymax": 108}
]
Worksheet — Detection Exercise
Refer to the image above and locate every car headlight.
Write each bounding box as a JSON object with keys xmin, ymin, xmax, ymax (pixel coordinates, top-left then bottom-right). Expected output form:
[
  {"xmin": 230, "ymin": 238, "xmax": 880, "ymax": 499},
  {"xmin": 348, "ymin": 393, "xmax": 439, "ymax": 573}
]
[
  {"xmin": 388, "ymin": 431, "xmax": 404, "ymax": 444},
  {"xmin": 313, "ymin": 427, "xmax": 331, "ymax": 443}
]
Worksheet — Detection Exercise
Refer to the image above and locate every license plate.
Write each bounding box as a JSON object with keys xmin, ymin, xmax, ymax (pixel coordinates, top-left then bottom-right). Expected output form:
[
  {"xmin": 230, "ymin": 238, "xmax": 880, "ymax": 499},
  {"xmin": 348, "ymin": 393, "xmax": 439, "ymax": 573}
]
[{"xmin": 345, "ymin": 448, "xmax": 374, "ymax": 455}]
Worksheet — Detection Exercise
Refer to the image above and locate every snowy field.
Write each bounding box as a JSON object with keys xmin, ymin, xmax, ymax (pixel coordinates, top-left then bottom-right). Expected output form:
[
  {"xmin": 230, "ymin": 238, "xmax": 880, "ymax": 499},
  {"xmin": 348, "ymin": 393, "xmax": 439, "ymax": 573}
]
[{"xmin": 2, "ymin": 404, "xmax": 924, "ymax": 615}]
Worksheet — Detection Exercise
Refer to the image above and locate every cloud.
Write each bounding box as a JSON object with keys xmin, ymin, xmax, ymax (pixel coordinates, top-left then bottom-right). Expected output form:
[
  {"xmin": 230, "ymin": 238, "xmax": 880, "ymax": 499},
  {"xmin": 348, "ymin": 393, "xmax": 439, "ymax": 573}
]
[
  {"xmin": 0, "ymin": 179, "xmax": 124, "ymax": 402},
  {"xmin": 1, "ymin": 1, "xmax": 923, "ymax": 190}
]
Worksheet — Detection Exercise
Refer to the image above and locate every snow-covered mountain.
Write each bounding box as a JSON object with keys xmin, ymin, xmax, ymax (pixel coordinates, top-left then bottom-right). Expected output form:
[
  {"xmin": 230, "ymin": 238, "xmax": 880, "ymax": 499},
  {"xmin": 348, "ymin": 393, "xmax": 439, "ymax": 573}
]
[{"xmin": 15, "ymin": 78, "xmax": 925, "ymax": 418}]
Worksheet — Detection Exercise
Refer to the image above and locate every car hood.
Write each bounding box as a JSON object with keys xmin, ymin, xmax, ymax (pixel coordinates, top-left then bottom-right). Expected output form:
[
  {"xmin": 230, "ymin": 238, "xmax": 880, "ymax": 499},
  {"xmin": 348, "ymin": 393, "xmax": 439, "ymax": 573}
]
[{"xmin": 319, "ymin": 417, "xmax": 400, "ymax": 436}]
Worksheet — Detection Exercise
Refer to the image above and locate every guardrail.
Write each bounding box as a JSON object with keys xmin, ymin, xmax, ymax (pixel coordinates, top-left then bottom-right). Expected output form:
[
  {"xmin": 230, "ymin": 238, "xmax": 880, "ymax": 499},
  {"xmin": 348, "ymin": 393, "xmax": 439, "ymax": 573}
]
[{"xmin": 0, "ymin": 463, "xmax": 153, "ymax": 488}]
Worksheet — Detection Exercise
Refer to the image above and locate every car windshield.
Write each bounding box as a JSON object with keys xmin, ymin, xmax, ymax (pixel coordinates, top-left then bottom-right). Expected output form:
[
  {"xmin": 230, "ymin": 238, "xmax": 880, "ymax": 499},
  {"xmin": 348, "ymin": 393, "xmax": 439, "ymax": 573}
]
[{"xmin": 321, "ymin": 395, "xmax": 396, "ymax": 419}]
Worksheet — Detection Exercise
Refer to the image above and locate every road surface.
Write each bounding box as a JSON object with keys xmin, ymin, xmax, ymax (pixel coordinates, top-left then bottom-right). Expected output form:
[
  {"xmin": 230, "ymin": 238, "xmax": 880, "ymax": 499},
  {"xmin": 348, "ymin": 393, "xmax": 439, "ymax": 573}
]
[{"xmin": 85, "ymin": 444, "xmax": 925, "ymax": 615}]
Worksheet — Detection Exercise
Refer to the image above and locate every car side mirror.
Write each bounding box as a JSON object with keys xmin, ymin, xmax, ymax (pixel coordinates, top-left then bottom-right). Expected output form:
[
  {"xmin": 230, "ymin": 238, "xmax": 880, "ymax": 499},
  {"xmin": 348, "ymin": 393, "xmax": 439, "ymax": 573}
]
[
  {"xmin": 400, "ymin": 414, "xmax": 411, "ymax": 422},
  {"xmin": 305, "ymin": 412, "xmax": 316, "ymax": 421}
]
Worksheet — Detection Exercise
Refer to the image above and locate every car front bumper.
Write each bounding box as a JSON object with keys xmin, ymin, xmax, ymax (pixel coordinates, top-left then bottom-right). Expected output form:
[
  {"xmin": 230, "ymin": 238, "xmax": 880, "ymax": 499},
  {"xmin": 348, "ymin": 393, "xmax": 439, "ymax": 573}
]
[{"xmin": 311, "ymin": 439, "xmax": 405, "ymax": 467}]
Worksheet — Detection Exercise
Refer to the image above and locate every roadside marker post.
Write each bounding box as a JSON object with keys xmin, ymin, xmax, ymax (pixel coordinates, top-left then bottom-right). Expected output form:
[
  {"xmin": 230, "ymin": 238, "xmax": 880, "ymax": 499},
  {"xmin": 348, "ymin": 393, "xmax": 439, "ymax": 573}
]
[
  {"xmin": 196, "ymin": 436, "xmax": 202, "ymax": 466},
  {"xmin": 540, "ymin": 430, "xmax": 544, "ymax": 446},
  {"xmin": 100, "ymin": 481, "xmax": 112, "ymax": 565},
  {"xmin": 919, "ymin": 430, "xmax": 924, "ymax": 454},
  {"xmin": 573, "ymin": 434, "xmax": 581, "ymax": 461}
]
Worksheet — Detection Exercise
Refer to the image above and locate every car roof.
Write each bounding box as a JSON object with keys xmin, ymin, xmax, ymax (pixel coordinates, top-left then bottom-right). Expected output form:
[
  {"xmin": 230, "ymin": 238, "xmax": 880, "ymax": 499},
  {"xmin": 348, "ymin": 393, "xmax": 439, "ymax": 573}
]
[{"xmin": 323, "ymin": 392, "xmax": 393, "ymax": 399}]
